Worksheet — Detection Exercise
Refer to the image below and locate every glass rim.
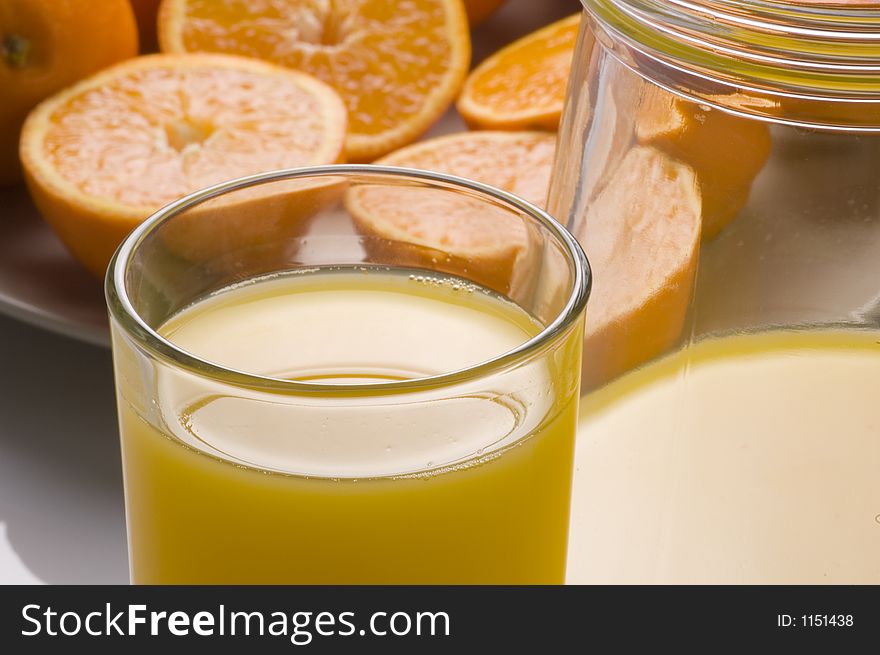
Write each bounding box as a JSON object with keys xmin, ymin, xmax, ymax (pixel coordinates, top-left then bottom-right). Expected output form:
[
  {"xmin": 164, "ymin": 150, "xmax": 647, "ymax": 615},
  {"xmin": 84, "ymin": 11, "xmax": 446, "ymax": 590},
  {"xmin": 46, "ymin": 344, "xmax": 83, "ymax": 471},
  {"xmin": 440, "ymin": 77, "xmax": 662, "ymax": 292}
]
[{"xmin": 105, "ymin": 164, "xmax": 591, "ymax": 397}]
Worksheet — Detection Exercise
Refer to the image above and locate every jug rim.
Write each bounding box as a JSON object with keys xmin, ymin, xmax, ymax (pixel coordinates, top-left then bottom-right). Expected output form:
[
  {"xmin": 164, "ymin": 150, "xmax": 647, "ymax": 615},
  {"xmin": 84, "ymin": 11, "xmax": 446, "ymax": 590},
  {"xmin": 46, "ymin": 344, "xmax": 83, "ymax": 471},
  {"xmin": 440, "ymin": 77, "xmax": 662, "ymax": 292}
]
[{"xmin": 582, "ymin": 0, "xmax": 880, "ymax": 129}]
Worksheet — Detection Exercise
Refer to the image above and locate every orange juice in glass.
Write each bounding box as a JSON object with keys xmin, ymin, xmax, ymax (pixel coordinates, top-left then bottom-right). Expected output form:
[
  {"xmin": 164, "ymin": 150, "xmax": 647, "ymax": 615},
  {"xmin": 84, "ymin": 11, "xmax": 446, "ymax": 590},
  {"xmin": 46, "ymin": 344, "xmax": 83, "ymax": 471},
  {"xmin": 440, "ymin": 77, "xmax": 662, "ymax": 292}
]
[{"xmin": 107, "ymin": 167, "xmax": 589, "ymax": 584}]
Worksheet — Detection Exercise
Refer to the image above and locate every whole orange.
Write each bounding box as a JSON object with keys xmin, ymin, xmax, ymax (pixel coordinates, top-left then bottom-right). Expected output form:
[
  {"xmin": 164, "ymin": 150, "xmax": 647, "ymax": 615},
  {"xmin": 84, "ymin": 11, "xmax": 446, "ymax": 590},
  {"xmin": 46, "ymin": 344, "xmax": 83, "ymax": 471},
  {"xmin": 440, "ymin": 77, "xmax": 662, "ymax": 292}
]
[{"xmin": 0, "ymin": 0, "xmax": 138, "ymax": 185}]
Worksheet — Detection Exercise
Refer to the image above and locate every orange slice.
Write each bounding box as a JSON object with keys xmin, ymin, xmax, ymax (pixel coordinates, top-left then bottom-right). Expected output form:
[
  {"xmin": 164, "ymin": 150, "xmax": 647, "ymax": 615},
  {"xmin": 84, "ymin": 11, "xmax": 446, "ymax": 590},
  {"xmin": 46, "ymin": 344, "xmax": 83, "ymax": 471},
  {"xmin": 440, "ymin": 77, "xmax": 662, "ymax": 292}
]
[
  {"xmin": 20, "ymin": 53, "xmax": 347, "ymax": 277},
  {"xmin": 576, "ymin": 146, "xmax": 701, "ymax": 390},
  {"xmin": 347, "ymin": 131, "xmax": 556, "ymax": 298},
  {"xmin": 457, "ymin": 13, "xmax": 580, "ymax": 130},
  {"xmin": 636, "ymin": 86, "xmax": 772, "ymax": 240},
  {"xmin": 157, "ymin": 0, "xmax": 470, "ymax": 162}
]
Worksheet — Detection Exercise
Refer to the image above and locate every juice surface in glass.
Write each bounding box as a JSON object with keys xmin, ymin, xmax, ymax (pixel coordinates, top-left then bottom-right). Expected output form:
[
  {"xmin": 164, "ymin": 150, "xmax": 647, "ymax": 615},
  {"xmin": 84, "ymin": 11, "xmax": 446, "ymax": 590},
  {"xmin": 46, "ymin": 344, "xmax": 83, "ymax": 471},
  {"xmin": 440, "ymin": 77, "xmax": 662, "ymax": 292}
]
[
  {"xmin": 117, "ymin": 268, "xmax": 582, "ymax": 584},
  {"xmin": 569, "ymin": 329, "xmax": 880, "ymax": 584}
]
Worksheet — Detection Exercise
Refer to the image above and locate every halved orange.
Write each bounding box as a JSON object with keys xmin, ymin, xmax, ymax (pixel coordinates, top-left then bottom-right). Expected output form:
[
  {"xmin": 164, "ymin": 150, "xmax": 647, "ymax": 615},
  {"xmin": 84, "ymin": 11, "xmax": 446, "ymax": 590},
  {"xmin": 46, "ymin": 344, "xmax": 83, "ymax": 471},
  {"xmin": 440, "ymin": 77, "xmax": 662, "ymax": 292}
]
[
  {"xmin": 157, "ymin": 0, "xmax": 470, "ymax": 162},
  {"xmin": 347, "ymin": 130, "xmax": 556, "ymax": 298},
  {"xmin": 576, "ymin": 146, "xmax": 701, "ymax": 389},
  {"xmin": 20, "ymin": 53, "xmax": 347, "ymax": 277},
  {"xmin": 457, "ymin": 13, "xmax": 581, "ymax": 131}
]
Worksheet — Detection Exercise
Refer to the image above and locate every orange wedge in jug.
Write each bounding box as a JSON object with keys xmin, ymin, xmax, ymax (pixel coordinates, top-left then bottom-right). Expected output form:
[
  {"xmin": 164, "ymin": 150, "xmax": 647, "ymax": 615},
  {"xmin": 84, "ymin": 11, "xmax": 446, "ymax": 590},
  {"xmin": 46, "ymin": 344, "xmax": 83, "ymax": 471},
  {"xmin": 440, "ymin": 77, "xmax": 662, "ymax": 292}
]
[
  {"xmin": 457, "ymin": 14, "xmax": 581, "ymax": 130},
  {"xmin": 576, "ymin": 146, "xmax": 701, "ymax": 390},
  {"xmin": 157, "ymin": 0, "xmax": 470, "ymax": 162},
  {"xmin": 636, "ymin": 86, "xmax": 772, "ymax": 240},
  {"xmin": 347, "ymin": 130, "xmax": 556, "ymax": 299},
  {"xmin": 20, "ymin": 53, "xmax": 347, "ymax": 277}
]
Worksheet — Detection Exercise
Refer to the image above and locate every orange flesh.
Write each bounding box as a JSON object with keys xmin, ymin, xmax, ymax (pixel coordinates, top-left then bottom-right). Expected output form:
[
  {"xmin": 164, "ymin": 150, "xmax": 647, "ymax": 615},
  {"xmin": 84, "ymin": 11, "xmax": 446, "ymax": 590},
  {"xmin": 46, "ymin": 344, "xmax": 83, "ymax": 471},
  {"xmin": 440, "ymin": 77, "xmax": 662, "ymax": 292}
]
[
  {"xmin": 355, "ymin": 131, "xmax": 556, "ymax": 251},
  {"xmin": 584, "ymin": 147, "xmax": 700, "ymax": 326},
  {"xmin": 394, "ymin": 132, "xmax": 557, "ymax": 209},
  {"xmin": 466, "ymin": 19, "xmax": 577, "ymax": 112},
  {"xmin": 160, "ymin": 0, "xmax": 469, "ymax": 158},
  {"xmin": 38, "ymin": 57, "xmax": 344, "ymax": 208},
  {"xmin": 577, "ymin": 146, "xmax": 701, "ymax": 388},
  {"xmin": 458, "ymin": 14, "xmax": 579, "ymax": 128}
]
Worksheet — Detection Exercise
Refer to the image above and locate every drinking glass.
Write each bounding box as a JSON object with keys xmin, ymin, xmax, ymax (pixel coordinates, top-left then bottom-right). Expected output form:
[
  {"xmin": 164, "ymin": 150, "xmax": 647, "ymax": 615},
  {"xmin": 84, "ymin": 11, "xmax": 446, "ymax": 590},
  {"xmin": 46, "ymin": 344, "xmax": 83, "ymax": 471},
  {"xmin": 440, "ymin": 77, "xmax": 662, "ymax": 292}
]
[{"xmin": 106, "ymin": 165, "xmax": 589, "ymax": 584}]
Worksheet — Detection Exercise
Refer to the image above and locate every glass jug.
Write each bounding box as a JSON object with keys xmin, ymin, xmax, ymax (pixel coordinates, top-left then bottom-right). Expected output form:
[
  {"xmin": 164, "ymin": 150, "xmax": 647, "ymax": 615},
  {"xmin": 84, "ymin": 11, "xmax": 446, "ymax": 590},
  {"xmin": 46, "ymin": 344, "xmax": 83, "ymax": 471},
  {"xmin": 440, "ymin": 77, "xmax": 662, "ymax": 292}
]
[{"xmin": 552, "ymin": 1, "xmax": 880, "ymax": 583}]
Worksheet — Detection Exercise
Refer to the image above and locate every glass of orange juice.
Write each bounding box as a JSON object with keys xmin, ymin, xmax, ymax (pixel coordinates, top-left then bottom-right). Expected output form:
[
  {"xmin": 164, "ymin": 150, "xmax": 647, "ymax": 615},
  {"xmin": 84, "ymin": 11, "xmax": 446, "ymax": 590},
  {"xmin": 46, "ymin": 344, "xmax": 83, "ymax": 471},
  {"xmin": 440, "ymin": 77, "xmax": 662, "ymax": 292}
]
[{"xmin": 105, "ymin": 166, "xmax": 590, "ymax": 584}]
